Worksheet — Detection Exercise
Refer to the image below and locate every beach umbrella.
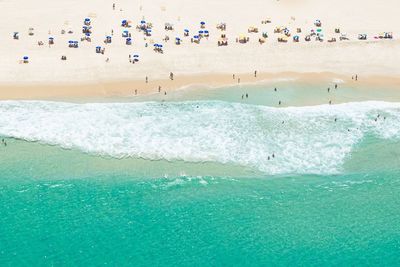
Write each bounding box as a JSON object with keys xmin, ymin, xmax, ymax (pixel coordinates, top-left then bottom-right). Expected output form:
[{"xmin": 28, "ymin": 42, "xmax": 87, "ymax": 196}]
[
  {"xmin": 141, "ymin": 20, "xmax": 146, "ymax": 24},
  {"xmin": 85, "ymin": 18, "xmax": 90, "ymax": 21},
  {"xmin": 200, "ymin": 21, "xmax": 205, "ymax": 25},
  {"xmin": 199, "ymin": 30, "xmax": 204, "ymax": 34},
  {"xmin": 122, "ymin": 20, "xmax": 127, "ymax": 23},
  {"xmin": 133, "ymin": 54, "xmax": 139, "ymax": 58},
  {"xmin": 96, "ymin": 46, "xmax": 101, "ymax": 49},
  {"xmin": 147, "ymin": 29, "xmax": 152, "ymax": 32},
  {"xmin": 176, "ymin": 37, "xmax": 180, "ymax": 40},
  {"xmin": 106, "ymin": 36, "xmax": 111, "ymax": 38},
  {"xmin": 85, "ymin": 33, "xmax": 91, "ymax": 36},
  {"xmin": 205, "ymin": 30, "xmax": 209, "ymax": 33},
  {"xmin": 317, "ymin": 29, "xmax": 322, "ymax": 32},
  {"xmin": 184, "ymin": 29, "xmax": 189, "ymax": 32},
  {"xmin": 194, "ymin": 35, "xmax": 199, "ymax": 39},
  {"xmin": 23, "ymin": 56, "xmax": 29, "ymax": 60},
  {"xmin": 49, "ymin": 37, "xmax": 54, "ymax": 40},
  {"xmin": 159, "ymin": 44, "xmax": 163, "ymax": 48},
  {"xmin": 68, "ymin": 40, "xmax": 73, "ymax": 43},
  {"xmin": 127, "ymin": 38, "xmax": 131, "ymax": 41}
]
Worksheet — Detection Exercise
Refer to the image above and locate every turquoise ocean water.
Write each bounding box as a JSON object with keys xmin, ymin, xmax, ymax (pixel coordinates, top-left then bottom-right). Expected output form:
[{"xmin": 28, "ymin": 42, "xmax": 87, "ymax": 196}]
[{"xmin": 1, "ymin": 82, "xmax": 400, "ymax": 266}]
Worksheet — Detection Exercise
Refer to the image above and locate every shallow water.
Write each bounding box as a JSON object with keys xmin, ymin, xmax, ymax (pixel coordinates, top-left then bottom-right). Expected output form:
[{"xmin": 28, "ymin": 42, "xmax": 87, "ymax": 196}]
[{"xmin": 0, "ymin": 82, "xmax": 400, "ymax": 266}]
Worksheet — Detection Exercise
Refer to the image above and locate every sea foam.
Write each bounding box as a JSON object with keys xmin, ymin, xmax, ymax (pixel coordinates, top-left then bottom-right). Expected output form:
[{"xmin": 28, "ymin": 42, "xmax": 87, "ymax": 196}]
[{"xmin": 0, "ymin": 100, "xmax": 399, "ymax": 175}]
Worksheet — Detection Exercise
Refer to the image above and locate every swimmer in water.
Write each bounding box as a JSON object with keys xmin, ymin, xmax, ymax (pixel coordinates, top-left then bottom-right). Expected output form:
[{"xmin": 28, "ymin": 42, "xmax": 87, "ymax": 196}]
[{"xmin": 274, "ymin": 88, "xmax": 277, "ymax": 92}]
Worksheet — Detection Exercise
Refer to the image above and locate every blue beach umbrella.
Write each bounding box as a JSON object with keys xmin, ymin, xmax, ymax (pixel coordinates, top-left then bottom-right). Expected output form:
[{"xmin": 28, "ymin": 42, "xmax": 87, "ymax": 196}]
[
  {"xmin": 96, "ymin": 46, "xmax": 101, "ymax": 49},
  {"xmin": 49, "ymin": 37, "xmax": 54, "ymax": 40},
  {"xmin": 199, "ymin": 30, "xmax": 204, "ymax": 34},
  {"xmin": 133, "ymin": 54, "xmax": 139, "ymax": 58},
  {"xmin": 205, "ymin": 30, "xmax": 209, "ymax": 33},
  {"xmin": 68, "ymin": 40, "xmax": 73, "ymax": 43},
  {"xmin": 200, "ymin": 21, "xmax": 205, "ymax": 25},
  {"xmin": 194, "ymin": 35, "xmax": 199, "ymax": 39},
  {"xmin": 23, "ymin": 56, "xmax": 29, "ymax": 60},
  {"xmin": 184, "ymin": 29, "xmax": 189, "ymax": 32},
  {"xmin": 85, "ymin": 33, "xmax": 91, "ymax": 36},
  {"xmin": 85, "ymin": 18, "xmax": 90, "ymax": 22},
  {"xmin": 141, "ymin": 20, "xmax": 146, "ymax": 24},
  {"xmin": 159, "ymin": 44, "xmax": 163, "ymax": 48}
]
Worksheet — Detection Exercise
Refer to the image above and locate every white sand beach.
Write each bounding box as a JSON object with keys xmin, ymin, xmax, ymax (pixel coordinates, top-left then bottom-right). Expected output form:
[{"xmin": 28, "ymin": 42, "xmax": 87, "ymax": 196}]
[{"xmin": 0, "ymin": 0, "xmax": 399, "ymax": 98}]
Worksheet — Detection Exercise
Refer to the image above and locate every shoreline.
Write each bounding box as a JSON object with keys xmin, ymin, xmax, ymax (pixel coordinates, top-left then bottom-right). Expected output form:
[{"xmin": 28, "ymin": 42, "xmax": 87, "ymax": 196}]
[{"xmin": 1, "ymin": 71, "xmax": 400, "ymax": 101}]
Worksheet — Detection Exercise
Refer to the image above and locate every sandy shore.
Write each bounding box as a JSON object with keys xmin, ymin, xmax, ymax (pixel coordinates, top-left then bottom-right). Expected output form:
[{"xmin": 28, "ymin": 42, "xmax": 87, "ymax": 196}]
[
  {"xmin": 0, "ymin": 0, "xmax": 399, "ymax": 99},
  {"xmin": 1, "ymin": 72, "xmax": 400, "ymax": 100}
]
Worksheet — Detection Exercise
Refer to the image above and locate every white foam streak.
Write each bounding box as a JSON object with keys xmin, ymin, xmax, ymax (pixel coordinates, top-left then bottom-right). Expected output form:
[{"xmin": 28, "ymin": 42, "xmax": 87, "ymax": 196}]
[{"xmin": 0, "ymin": 100, "xmax": 399, "ymax": 175}]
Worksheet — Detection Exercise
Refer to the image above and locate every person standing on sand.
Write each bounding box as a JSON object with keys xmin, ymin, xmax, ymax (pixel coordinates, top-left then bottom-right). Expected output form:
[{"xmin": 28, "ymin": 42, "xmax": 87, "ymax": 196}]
[
  {"xmin": 135, "ymin": 89, "xmax": 137, "ymax": 95},
  {"xmin": 233, "ymin": 74, "xmax": 235, "ymax": 79},
  {"xmin": 328, "ymin": 87, "xmax": 330, "ymax": 93},
  {"xmin": 146, "ymin": 76, "xmax": 148, "ymax": 83},
  {"xmin": 246, "ymin": 93, "xmax": 248, "ymax": 98},
  {"xmin": 254, "ymin": 70, "xmax": 257, "ymax": 78},
  {"xmin": 355, "ymin": 75, "xmax": 358, "ymax": 81},
  {"xmin": 170, "ymin": 72, "xmax": 174, "ymax": 80},
  {"xmin": 335, "ymin": 84, "xmax": 338, "ymax": 89},
  {"xmin": 238, "ymin": 78, "xmax": 240, "ymax": 84},
  {"xmin": 113, "ymin": 3, "xmax": 115, "ymax": 10},
  {"xmin": 158, "ymin": 86, "xmax": 161, "ymax": 93}
]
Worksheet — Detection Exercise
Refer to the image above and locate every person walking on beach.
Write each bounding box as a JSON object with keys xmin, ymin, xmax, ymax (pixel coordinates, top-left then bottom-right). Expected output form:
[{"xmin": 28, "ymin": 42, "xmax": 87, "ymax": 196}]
[
  {"xmin": 246, "ymin": 93, "xmax": 248, "ymax": 98},
  {"xmin": 238, "ymin": 78, "xmax": 241, "ymax": 84},
  {"xmin": 135, "ymin": 89, "xmax": 137, "ymax": 95},
  {"xmin": 170, "ymin": 72, "xmax": 174, "ymax": 80},
  {"xmin": 328, "ymin": 87, "xmax": 330, "ymax": 93},
  {"xmin": 233, "ymin": 74, "xmax": 235, "ymax": 79},
  {"xmin": 254, "ymin": 70, "xmax": 257, "ymax": 78},
  {"xmin": 355, "ymin": 75, "xmax": 358, "ymax": 81},
  {"xmin": 113, "ymin": 3, "xmax": 115, "ymax": 10},
  {"xmin": 158, "ymin": 86, "xmax": 161, "ymax": 93},
  {"xmin": 335, "ymin": 84, "xmax": 338, "ymax": 89},
  {"xmin": 274, "ymin": 87, "xmax": 277, "ymax": 92}
]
